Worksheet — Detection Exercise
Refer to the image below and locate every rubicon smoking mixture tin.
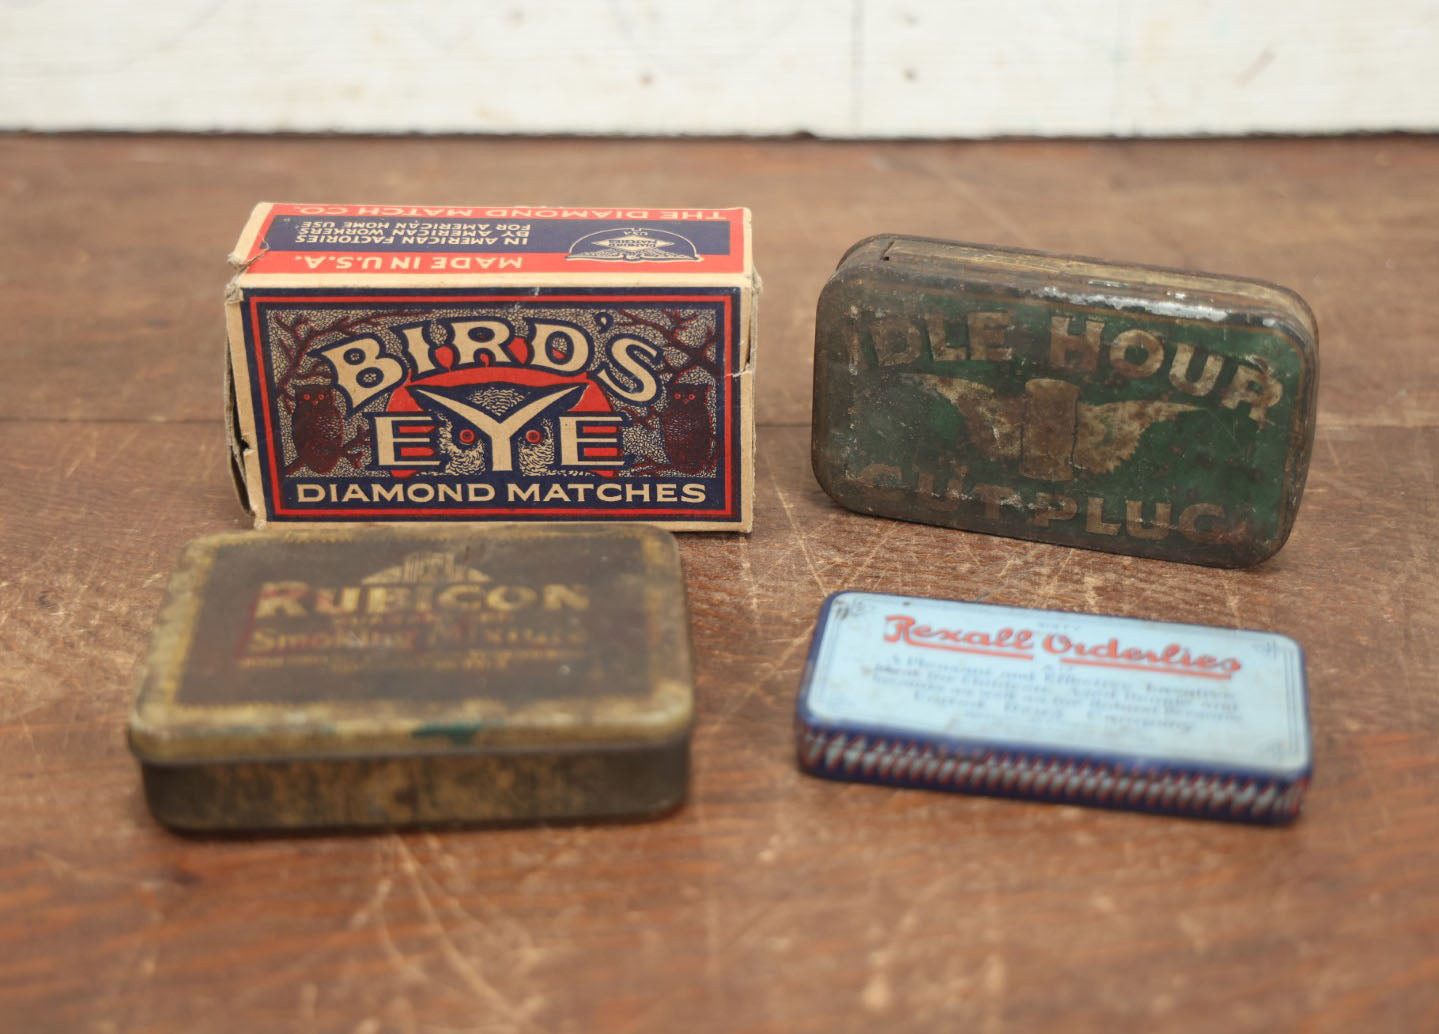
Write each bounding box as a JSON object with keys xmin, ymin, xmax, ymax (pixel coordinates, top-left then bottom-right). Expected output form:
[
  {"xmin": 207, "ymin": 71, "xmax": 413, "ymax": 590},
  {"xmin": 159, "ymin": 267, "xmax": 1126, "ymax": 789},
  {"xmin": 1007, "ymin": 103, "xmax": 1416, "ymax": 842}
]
[
  {"xmin": 128, "ymin": 525, "xmax": 694, "ymax": 831},
  {"xmin": 796, "ymin": 592, "xmax": 1311, "ymax": 824},
  {"xmin": 225, "ymin": 203, "xmax": 757, "ymax": 531},
  {"xmin": 812, "ymin": 236, "xmax": 1318, "ymax": 567}
]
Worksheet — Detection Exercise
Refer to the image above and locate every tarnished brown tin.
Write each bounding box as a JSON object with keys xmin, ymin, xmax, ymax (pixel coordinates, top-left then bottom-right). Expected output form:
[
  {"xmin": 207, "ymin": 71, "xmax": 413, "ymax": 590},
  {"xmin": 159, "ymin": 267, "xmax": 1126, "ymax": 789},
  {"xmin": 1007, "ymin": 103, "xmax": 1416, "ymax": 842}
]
[
  {"xmin": 813, "ymin": 237, "xmax": 1319, "ymax": 567},
  {"xmin": 128, "ymin": 525, "xmax": 693, "ymax": 831}
]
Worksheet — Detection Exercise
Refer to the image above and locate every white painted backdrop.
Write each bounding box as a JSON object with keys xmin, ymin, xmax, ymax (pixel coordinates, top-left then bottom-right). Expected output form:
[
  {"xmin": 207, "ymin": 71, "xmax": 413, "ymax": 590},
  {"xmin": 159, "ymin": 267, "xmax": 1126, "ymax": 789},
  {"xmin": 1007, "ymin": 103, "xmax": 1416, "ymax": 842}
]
[{"xmin": 2, "ymin": 0, "xmax": 1437, "ymax": 136}]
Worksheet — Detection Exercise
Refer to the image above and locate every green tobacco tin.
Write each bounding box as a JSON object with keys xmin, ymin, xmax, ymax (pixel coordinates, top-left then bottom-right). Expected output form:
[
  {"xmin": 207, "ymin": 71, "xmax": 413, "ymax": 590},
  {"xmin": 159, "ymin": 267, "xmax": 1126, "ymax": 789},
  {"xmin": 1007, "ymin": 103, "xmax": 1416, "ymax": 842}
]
[
  {"xmin": 128, "ymin": 525, "xmax": 694, "ymax": 831},
  {"xmin": 813, "ymin": 237, "xmax": 1319, "ymax": 567}
]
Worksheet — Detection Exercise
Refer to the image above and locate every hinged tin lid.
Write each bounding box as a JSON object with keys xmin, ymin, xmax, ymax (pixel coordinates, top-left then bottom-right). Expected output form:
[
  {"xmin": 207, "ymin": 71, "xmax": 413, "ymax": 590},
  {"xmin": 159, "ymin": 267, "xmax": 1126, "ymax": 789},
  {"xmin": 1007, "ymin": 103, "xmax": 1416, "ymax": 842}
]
[
  {"xmin": 129, "ymin": 525, "xmax": 693, "ymax": 764},
  {"xmin": 799, "ymin": 591, "xmax": 1311, "ymax": 780}
]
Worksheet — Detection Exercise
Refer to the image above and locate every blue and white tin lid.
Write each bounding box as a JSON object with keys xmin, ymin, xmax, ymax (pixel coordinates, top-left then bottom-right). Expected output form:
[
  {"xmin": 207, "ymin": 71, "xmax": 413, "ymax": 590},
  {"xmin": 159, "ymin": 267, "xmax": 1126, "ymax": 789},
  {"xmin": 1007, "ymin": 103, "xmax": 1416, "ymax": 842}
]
[{"xmin": 796, "ymin": 592, "xmax": 1311, "ymax": 822}]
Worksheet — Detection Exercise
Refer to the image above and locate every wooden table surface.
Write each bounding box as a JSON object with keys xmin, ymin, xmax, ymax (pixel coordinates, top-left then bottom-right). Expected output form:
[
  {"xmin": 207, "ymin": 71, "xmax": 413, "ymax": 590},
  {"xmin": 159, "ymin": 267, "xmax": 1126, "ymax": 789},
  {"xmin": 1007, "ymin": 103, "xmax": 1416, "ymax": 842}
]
[{"xmin": 1, "ymin": 134, "xmax": 1435, "ymax": 1034}]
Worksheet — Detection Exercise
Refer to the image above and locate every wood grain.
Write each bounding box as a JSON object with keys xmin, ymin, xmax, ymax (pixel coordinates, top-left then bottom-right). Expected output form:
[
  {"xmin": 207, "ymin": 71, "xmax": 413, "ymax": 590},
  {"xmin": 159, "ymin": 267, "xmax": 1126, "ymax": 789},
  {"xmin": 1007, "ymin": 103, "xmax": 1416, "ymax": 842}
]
[
  {"xmin": 5, "ymin": 134, "xmax": 1439, "ymax": 429},
  {"xmin": 1, "ymin": 134, "xmax": 1436, "ymax": 1034}
]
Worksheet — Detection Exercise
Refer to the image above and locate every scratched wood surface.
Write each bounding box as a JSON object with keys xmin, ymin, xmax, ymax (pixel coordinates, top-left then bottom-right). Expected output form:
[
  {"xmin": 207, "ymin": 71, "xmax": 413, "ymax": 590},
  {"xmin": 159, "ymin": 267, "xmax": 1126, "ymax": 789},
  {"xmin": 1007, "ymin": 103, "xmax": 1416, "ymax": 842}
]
[{"xmin": 1, "ymin": 135, "xmax": 1436, "ymax": 1034}]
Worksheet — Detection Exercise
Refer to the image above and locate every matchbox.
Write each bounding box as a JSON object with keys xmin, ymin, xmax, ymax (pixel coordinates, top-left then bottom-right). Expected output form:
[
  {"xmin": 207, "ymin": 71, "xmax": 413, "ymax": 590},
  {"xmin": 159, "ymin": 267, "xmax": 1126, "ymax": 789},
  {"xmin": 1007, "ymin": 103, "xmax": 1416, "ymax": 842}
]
[{"xmin": 224, "ymin": 203, "xmax": 757, "ymax": 530}]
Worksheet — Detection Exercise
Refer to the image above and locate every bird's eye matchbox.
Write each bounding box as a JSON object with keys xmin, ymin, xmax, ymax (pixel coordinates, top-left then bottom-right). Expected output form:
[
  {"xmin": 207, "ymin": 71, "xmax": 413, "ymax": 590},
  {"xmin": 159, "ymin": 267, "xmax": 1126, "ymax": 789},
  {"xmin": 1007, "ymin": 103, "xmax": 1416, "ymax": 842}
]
[
  {"xmin": 224, "ymin": 203, "xmax": 757, "ymax": 531},
  {"xmin": 796, "ymin": 592, "xmax": 1311, "ymax": 824}
]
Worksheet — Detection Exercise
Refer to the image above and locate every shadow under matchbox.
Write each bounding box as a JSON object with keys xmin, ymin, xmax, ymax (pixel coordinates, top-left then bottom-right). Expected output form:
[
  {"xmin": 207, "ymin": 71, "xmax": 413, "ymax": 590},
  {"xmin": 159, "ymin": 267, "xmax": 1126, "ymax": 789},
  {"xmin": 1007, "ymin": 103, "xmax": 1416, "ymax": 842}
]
[
  {"xmin": 795, "ymin": 592, "xmax": 1311, "ymax": 824},
  {"xmin": 225, "ymin": 203, "xmax": 757, "ymax": 531}
]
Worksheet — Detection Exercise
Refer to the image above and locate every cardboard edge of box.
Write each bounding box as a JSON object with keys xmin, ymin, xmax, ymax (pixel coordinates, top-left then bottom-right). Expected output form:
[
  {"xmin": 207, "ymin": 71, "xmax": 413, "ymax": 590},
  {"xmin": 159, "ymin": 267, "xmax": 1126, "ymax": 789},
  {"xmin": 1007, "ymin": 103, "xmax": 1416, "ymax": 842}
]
[{"xmin": 223, "ymin": 203, "xmax": 758, "ymax": 532}]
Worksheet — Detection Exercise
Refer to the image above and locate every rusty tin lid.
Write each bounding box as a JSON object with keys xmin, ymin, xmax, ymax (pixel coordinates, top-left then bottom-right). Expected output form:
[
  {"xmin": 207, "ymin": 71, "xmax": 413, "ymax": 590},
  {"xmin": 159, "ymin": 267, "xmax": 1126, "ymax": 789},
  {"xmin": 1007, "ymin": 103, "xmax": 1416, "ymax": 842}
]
[
  {"xmin": 129, "ymin": 525, "xmax": 693, "ymax": 765},
  {"xmin": 812, "ymin": 236, "xmax": 1319, "ymax": 567}
]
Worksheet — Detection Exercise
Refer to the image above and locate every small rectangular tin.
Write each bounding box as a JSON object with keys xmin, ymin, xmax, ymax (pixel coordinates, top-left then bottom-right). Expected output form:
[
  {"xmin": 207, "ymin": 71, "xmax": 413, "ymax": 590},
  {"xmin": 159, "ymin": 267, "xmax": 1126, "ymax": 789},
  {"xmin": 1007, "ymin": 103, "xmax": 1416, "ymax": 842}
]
[
  {"xmin": 129, "ymin": 525, "xmax": 694, "ymax": 831},
  {"xmin": 796, "ymin": 591, "xmax": 1311, "ymax": 823},
  {"xmin": 812, "ymin": 236, "xmax": 1319, "ymax": 566},
  {"xmin": 225, "ymin": 202, "xmax": 757, "ymax": 531}
]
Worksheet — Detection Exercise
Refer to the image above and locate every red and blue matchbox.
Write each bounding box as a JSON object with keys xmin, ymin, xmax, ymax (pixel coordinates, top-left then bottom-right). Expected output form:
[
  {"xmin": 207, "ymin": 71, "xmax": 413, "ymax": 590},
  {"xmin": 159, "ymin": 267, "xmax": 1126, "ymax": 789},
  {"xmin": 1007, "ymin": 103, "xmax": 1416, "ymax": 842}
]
[
  {"xmin": 224, "ymin": 203, "xmax": 757, "ymax": 531},
  {"xmin": 796, "ymin": 592, "xmax": 1312, "ymax": 823}
]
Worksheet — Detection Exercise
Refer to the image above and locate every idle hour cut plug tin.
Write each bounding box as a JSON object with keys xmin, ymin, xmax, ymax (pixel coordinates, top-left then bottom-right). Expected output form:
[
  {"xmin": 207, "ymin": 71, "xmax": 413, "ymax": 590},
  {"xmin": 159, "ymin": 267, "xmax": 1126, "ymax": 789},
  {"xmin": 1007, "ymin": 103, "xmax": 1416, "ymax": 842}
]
[
  {"xmin": 812, "ymin": 237, "xmax": 1319, "ymax": 567},
  {"xmin": 796, "ymin": 592, "xmax": 1311, "ymax": 824},
  {"xmin": 128, "ymin": 525, "xmax": 694, "ymax": 831}
]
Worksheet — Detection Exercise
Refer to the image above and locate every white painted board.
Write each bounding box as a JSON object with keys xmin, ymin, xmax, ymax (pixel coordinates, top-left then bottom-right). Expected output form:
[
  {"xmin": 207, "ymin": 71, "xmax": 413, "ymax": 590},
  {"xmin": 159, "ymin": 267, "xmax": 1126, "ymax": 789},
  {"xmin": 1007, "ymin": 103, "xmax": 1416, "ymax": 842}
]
[{"xmin": 2, "ymin": 1, "xmax": 1437, "ymax": 136}]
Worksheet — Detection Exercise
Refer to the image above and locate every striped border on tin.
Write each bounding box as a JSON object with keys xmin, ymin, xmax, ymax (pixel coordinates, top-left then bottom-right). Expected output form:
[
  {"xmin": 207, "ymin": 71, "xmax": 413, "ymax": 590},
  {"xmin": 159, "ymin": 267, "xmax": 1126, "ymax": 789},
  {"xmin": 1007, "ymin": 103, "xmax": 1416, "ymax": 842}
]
[{"xmin": 796, "ymin": 722, "xmax": 1306, "ymax": 824}]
